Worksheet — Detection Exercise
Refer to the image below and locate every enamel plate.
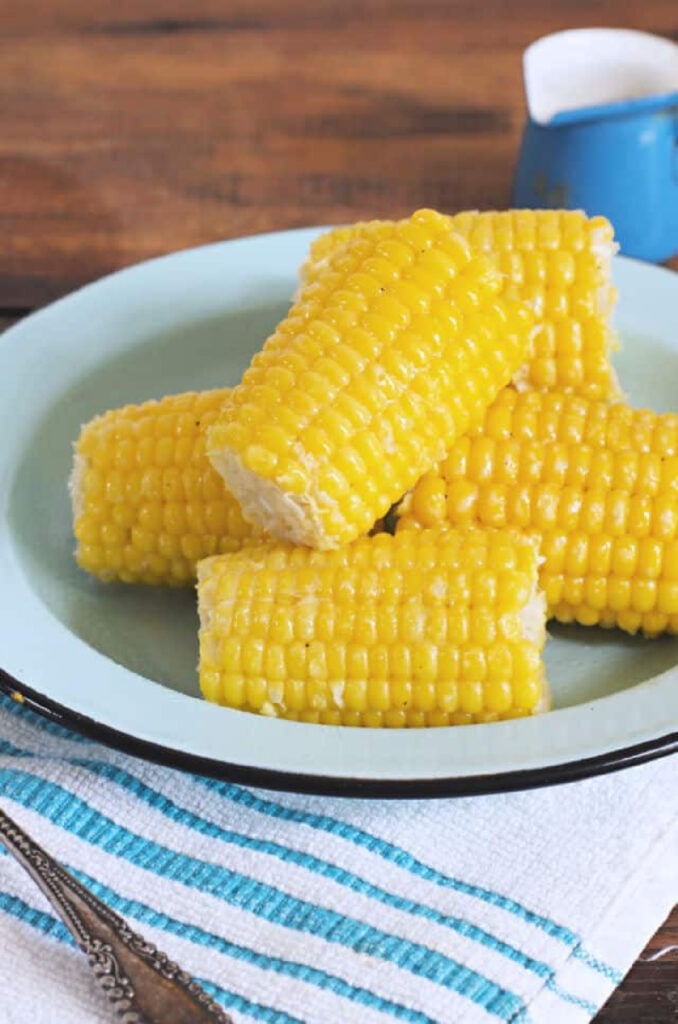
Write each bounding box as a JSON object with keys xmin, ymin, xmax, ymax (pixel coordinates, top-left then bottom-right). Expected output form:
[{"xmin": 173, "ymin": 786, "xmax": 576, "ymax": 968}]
[{"xmin": 0, "ymin": 228, "xmax": 676, "ymax": 796}]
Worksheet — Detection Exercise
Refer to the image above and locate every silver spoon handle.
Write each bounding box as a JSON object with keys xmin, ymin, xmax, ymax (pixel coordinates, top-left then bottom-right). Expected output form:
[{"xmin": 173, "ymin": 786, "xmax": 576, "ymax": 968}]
[{"xmin": 0, "ymin": 807, "xmax": 233, "ymax": 1024}]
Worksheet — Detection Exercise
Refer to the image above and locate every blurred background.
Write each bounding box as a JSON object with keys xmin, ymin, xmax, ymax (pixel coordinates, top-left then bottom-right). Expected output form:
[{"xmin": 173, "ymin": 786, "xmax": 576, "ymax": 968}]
[
  {"xmin": 1, "ymin": 4, "xmax": 677, "ymax": 1021},
  {"xmin": 2, "ymin": 0, "xmax": 675, "ymax": 309}
]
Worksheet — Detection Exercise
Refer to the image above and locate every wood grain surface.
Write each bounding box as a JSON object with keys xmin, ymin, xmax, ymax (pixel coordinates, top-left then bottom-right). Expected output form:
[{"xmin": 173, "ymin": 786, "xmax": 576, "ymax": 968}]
[
  {"xmin": 1, "ymin": 2, "xmax": 677, "ymax": 1021},
  {"xmin": 1, "ymin": 0, "xmax": 677, "ymax": 307}
]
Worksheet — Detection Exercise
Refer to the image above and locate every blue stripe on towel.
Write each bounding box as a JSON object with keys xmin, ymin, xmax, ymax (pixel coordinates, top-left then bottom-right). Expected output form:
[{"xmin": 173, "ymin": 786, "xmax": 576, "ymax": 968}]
[
  {"xmin": 0, "ymin": 741, "xmax": 595, "ymax": 1014},
  {"xmin": 69, "ymin": 861, "xmax": 450, "ymax": 1024},
  {"xmin": 0, "ymin": 888, "xmax": 72, "ymax": 945},
  {"xmin": 0, "ymin": 695, "xmax": 621, "ymax": 988},
  {"xmin": 0, "ymin": 765, "xmax": 526, "ymax": 1021},
  {"xmin": 0, "ymin": 694, "xmax": 92, "ymax": 744},
  {"xmin": 197, "ymin": 778, "xmax": 623, "ymax": 982},
  {"xmin": 544, "ymin": 979, "xmax": 597, "ymax": 1017},
  {"xmin": 0, "ymin": 847, "xmax": 443, "ymax": 1024},
  {"xmin": 0, "ymin": 887, "xmax": 303, "ymax": 1024},
  {"xmin": 65, "ymin": 756, "xmax": 592, "ymax": 999}
]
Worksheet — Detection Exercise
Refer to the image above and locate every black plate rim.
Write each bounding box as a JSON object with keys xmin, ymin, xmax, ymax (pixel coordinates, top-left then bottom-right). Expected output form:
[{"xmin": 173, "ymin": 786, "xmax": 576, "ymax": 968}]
[{"xmin": 2, "ymin": 668, "xmax": 676, "ymax": 799}]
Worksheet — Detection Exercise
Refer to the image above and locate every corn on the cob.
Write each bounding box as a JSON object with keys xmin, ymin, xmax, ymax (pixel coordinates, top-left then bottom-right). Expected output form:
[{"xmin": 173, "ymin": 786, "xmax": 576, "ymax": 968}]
[
  {"xmin": 397, "ymin": 390, "xmax": 678, "ymax": 636},
  {"xmin": 207, "ymin": 208, "xmax": 533, "ymax": 550},
  {"xmin": 70, "ymin": 390, "xmax": 257, "ymax": 586},
  {"xmin": 301, "ymin": 219, "xmax": 396, "ymax": 285},
  {"xmin": 302, "ymin": 209, "xmax": 619, "ymax": 402},
  {"xmin": 197, "ymin": 528, "xmax": 548, "ymax": 726}
]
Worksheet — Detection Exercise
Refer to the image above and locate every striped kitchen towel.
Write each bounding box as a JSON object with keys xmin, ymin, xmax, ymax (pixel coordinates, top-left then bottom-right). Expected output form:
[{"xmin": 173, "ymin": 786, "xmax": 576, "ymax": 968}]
[{"xmin": 0, "ymin": 693, "xmax": 675, "ymax": 1024}]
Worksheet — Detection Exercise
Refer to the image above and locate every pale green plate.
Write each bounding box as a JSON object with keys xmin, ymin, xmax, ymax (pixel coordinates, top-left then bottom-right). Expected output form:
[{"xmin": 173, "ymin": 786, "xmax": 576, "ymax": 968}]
[{"xmin": 0, "ymin": 229, "xmax": 676, "ymax": 796}]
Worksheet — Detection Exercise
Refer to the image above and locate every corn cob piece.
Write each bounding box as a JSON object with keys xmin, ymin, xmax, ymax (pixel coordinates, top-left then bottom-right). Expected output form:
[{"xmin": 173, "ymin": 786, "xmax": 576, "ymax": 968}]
[
  {"xmin": 70, "ymin": 389, "xmax": 257, "ymax": 586},
  {"xmin": 302, "ymin": 209, "xmax": 619, "ymax": 402},
  {"xmin": 301, "ymin": 219, "xmax": 396, "ymax": 285},
  {"xmin": 198, "ymin": 528, "xmax": 548, "ymax": 727},
  {"xmin": 207, "ymin": 208, "xmax": 533, "ymax": 550},
  {"xmin": 397, "ymin": 390, "xmax": 678, "ymax": 636}
]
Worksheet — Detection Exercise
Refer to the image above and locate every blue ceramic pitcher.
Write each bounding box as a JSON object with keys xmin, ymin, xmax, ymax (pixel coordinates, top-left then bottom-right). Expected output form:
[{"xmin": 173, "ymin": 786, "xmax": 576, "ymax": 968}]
[{"xmin": 513, "ymin": 28, "xmax": 678, "ymax": 262}]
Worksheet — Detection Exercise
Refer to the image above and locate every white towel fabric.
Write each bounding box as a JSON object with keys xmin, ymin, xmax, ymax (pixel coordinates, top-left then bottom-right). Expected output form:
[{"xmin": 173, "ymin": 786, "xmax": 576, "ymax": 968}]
[{"xmin": 0, "ymin": 693, "xmax": 675, "ymax": 1024}]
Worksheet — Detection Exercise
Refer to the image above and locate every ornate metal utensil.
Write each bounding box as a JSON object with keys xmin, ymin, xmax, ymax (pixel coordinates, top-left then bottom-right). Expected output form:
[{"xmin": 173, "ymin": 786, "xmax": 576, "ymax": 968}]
[{"xmin": 0, "ymin": 807, "xmax": 233, "ymax": 1023}]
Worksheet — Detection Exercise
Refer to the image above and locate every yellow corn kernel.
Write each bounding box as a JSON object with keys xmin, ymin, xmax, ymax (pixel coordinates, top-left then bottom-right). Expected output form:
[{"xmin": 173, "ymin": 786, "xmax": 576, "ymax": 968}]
[
  {"xmin": 398, "ymin": 390, "xmax": 678, "ymax": 637},
  {"xmin": 208, "ymin": 209, "xmax": 533, "ymax": 549},
  {"xmin": 197, "ymin": 528, "xmax": 548, "ymax": 726},
  {"xmin": 302, "ymin": 209, "xmax": 619, "ymax": 402},
  {"xmin": 71, "ymin": 390, "xmax": 258, "ymax": 585}
]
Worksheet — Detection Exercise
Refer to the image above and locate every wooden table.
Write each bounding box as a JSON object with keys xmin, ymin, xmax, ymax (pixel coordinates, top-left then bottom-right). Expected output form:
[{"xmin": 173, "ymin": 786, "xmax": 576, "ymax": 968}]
[{"xmin": 1, "ymin": 2, "xmax": 676, "ymax": 1019}]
